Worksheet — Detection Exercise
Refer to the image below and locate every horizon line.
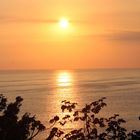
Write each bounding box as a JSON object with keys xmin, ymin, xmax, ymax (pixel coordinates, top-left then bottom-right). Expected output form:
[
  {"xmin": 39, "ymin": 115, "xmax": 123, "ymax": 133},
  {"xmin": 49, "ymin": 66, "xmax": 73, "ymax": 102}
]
[{"xmin": 0, "ymin": 68, "xmax": 140, "ymax": 71}]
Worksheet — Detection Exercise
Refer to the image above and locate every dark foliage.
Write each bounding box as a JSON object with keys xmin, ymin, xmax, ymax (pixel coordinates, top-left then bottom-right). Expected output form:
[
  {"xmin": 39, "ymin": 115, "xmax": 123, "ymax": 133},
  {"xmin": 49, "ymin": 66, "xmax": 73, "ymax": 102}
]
[
  {"xmin": 48, "ymin": 98, "xmax": 140, "ymax": 140},
  {"xmin": 0, "ymin": 94, "xmax": 140, "ymax": 140},
  {"xmin": 0, "ymin": 94, "xmax": 45, "ymax": 140}
]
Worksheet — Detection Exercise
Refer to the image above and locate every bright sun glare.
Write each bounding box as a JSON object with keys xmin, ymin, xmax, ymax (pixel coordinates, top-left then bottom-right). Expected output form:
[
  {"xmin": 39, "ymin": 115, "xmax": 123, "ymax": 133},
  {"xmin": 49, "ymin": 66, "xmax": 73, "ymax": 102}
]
[
  {"xmin": 59, "ymin": 18, "xmax": 69, "ymax": 29},
  {"xmin": 57, "ymin": 72, "xmax": 72, "ymax": 87}
]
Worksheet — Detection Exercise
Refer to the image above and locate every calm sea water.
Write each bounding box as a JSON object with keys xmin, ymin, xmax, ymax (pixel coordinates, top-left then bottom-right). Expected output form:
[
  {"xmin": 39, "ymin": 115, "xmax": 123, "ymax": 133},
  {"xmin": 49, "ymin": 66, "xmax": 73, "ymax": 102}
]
[{"xmin": 0, "ymin": 69, "xmax": 140, "ymax": 139}]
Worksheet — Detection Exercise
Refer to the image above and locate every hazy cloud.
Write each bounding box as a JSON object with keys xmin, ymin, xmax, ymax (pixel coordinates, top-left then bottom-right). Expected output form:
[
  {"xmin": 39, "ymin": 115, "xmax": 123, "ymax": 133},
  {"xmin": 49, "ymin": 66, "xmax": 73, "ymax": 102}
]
[
  {"xmin": 76, "ymin": 30, "xmax": 140, "ymax": 42},
  {"xmin": 0, "ymin": 16, "xmax": 57, "ymax": 23},
  {"xmin": 107, "ymin": 31, "xmax": 140, "ymax": 42}
]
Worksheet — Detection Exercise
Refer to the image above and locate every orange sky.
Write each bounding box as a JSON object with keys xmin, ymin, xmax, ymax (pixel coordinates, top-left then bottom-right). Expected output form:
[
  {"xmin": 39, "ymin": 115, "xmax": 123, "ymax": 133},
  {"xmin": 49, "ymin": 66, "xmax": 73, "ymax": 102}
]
[{"xmin": 0, "ymin": 0, "xmax": 140, "ymax": 70}]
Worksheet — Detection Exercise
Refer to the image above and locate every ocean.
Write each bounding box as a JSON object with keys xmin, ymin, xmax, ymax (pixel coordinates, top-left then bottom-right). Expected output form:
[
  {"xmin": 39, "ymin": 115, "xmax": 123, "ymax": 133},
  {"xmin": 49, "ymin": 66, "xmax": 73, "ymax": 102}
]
[{"xmin": 0, "ymin": 69, "xmax": 140, "ymax": 139}]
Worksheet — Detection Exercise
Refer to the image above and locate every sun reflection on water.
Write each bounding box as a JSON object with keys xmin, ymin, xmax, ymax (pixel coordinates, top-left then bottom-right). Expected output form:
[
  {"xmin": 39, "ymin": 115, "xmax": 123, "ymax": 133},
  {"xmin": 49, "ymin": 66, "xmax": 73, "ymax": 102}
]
[
  {"xmin": 57, "ymin": 72, "xmax": 73, "ymax": 87},
  {"xmin": 42, "ymin": 71, "xmax": 82, "ymax": 138},
  {"xmin": 50, "ymin": 71, "xmax": 77, "ymax": 130},
  {"xmin": 56, "ymin": 71, "xmax": 74, "ymax": 95}
]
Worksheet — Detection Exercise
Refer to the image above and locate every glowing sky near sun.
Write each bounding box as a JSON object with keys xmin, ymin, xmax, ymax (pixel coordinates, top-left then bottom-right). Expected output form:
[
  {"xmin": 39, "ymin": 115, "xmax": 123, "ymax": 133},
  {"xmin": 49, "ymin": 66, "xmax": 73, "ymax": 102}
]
[{"xmin": 0, "ymin": 0, "xmax": 140, "ymax": 69}]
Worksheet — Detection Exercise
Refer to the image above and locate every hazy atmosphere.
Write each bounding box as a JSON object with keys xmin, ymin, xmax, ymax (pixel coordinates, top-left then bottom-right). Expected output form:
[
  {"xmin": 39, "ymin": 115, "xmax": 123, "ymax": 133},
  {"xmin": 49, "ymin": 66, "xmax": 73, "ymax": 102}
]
[
  {"xmin": 0, "ymin": 1, "xmax": 140, "ymax": 140},
  {"xmin": 0, "ymin": 0, "xmax": 140, "ymax": 69}
]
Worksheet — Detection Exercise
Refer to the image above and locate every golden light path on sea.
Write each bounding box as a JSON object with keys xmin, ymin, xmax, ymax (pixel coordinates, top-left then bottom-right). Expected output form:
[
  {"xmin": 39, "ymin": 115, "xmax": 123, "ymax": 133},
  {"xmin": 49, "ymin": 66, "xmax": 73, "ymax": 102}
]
[
  {"xmin": 56, "ymin": 71, "xmax": 75, "ymax": 96},
  {"xmin": 52, "ymin": 71, "xmax": 79, "ymax": 130},
  {"xmin": 57, "ymin": 72, "xmax": 73, "ymax": 87}
]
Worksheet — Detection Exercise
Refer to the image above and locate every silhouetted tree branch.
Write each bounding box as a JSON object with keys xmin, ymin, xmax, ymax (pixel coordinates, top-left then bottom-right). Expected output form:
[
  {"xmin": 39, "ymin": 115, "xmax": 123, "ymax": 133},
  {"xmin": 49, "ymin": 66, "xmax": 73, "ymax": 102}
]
[
  {"xmin": 47, "ymin": 97, "xmax": 140, "ymax": 140},
  {"xmin": 0, "ymin": 94, "xmax": 45, "ymax": 140},
  {"xmin": 1, "ymin": 94, "xmax": 140, "ymax": 140}
]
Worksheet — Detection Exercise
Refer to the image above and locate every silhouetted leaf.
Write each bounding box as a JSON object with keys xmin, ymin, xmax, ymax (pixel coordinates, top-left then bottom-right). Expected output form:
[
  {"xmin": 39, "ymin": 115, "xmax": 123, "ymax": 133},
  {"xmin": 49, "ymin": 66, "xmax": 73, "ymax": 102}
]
[{"xmin": 74, "ymin": 117, "xmax": 79, "ymax": 121}]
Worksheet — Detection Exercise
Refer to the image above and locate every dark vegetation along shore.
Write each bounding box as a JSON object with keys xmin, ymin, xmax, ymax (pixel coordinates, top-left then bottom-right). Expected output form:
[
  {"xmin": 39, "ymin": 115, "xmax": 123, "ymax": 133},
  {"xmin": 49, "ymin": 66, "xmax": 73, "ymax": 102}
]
[{"xmin": 0, "ymin": 94, "xmax": 140, "ymax": 140}]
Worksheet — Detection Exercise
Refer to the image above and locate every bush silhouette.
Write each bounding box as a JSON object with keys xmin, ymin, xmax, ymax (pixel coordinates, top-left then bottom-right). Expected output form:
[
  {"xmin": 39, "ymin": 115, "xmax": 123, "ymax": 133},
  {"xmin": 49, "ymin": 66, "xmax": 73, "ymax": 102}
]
[
  {"xmin": 0, "ymin": 94, "xmax": 140, "ymax": 140},
  {"xmin": 0, "ymin": 94, "xmax": 45, "ymax": 140},
  {"xmin": 47, "ymin": 98, "xmax": 140, "ymax": 140}
]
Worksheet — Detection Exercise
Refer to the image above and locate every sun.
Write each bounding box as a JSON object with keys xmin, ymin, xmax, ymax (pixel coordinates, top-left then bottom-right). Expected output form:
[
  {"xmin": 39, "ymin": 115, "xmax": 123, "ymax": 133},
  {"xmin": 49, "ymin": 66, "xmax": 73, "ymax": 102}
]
[{"xmin": 59, "ymin": 18, "xmax": 69, "ymax": 29}]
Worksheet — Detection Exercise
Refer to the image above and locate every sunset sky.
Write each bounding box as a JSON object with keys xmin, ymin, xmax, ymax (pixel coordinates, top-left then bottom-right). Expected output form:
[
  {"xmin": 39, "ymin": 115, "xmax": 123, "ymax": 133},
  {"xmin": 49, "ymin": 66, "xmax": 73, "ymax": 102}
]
[{"xmin": 0, "ymin": 0, "xmax": 140, "ymax": 70}]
